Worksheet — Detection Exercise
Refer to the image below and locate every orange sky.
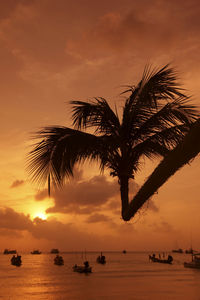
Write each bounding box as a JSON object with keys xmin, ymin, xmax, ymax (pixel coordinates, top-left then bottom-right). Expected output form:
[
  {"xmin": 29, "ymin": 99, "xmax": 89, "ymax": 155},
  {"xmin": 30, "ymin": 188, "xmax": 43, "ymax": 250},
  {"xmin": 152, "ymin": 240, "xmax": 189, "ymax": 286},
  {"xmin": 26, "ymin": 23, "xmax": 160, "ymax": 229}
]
[{"xmin": 0, "ymin": 0, "xmax": 199, "ymax": 252}]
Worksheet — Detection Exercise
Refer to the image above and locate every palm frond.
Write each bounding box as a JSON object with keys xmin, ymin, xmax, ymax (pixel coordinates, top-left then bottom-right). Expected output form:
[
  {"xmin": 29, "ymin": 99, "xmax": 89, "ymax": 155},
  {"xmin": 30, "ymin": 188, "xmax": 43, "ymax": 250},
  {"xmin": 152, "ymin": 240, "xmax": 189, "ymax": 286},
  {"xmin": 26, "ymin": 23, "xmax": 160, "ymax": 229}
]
[
  {"xmin": 71, "ymin": 98, "xmax": 120, "ymax": 135},
  {"xmin": 131, "ymin": 97, "xmax": 198, "ymax": 142},
  {"xmin": 122, "ymin": 64, "xmax": 186, "ymax": 116},
  {"xmin": 121, "ymin": 65, "xmax": 189, "ymax": 141},
  {"xmin": 138, "ymin": 64, "xmax": 186, "ymax": 103},
  {"xmin": 27, "ymin": 126, "xmax": 107, "ymax": 187},
  {"xmin": 132, "ymin": 122, "xmax": 195, "ymax": 166}
]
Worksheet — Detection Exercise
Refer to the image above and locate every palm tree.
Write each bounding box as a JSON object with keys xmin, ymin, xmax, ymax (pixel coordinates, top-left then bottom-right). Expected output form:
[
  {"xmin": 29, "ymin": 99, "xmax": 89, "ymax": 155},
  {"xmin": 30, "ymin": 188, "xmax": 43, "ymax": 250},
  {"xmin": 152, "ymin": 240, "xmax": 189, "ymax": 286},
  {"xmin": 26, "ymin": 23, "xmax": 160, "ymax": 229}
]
[{"xmin": 27, "ymin": 65, "xmax": 199, "ymax": 221}]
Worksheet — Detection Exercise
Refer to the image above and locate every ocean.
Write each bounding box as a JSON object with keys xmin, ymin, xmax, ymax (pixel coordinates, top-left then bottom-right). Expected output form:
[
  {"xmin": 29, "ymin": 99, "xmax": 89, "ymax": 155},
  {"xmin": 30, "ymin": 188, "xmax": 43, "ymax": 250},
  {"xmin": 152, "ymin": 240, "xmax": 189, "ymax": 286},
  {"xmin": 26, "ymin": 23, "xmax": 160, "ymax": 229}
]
[{"xmin": 0, "ymin": 251, "xmax": 200, "ymax": 299}]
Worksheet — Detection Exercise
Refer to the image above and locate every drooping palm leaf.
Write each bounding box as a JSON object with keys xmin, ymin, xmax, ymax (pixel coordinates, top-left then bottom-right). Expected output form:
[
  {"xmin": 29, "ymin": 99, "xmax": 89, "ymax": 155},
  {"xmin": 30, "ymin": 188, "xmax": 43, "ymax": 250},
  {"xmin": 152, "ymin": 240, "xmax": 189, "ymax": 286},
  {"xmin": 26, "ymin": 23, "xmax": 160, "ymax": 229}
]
[
  {"xmin": 27, "ymin": 126, "xmax": 121, "ymax": 188},
  {"xmin": 27, "ymin": 127, "xmax": 103, "ymax": 187}
]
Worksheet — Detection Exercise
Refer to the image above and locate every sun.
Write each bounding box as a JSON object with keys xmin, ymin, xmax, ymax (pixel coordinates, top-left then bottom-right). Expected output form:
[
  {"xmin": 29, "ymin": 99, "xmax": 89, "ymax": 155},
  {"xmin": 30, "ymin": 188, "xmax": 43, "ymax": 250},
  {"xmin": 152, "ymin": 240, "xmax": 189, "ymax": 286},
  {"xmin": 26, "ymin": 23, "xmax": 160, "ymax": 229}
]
[{"xmin": 33, "ymin": 212, "xmax": 47, "ymax": 220}]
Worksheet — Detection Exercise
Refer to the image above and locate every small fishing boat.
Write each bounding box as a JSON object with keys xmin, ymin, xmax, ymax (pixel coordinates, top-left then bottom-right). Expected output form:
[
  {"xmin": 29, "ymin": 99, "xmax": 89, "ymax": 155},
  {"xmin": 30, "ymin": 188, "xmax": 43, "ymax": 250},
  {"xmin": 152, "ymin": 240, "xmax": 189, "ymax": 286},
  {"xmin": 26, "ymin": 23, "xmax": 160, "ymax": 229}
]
[
  {"xmin": 11, "ymin": 255, "xmax": 22, "ymax": 266},
  {"xmin": 4, "ymin": 249, "xmax": 17, "ymax": 254},
  {"xmin": 54, "ymin": 255, "xmax": 64, "ymax": 265},
  {"xmin": 51, "ymin": 248, "xmax": 59, "ymax": 254},
  {"xmin": 96, "ymin": 253, "xmax": 106, "ymax": 264},
  {"xmin": 73, "ymin": 261, "xmax": 92, "ymax": 273},
  {"xmin": 172, "ymin": 248, "xmax": 183, "ymax": 253},
  {"xmin": 31, "ymin": 250, "xmax": 41, "ymax": 254},
  {"xmin": 185, "ymin": 248, "xmax": 194, "ymax": 254},
  {"xmin": 122, "ymin": 250, "xmax": 127, "ymax": 254},
  {"xmin": 184, "ymin": 254, "xmax": 200, "ymax": 269},
  {"xmin": 149, "ymin": 254, "xmax": 173, "ymax": 264}
]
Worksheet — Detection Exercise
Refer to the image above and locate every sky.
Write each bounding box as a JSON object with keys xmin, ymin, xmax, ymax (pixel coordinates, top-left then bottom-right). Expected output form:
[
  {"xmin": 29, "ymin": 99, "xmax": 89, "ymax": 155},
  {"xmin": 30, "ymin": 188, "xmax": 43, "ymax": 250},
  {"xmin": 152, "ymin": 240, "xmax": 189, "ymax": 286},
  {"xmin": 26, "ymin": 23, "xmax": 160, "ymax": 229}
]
[{"xmin": 0, "ymin": 0, "xmax": 200, "ymax": 253}]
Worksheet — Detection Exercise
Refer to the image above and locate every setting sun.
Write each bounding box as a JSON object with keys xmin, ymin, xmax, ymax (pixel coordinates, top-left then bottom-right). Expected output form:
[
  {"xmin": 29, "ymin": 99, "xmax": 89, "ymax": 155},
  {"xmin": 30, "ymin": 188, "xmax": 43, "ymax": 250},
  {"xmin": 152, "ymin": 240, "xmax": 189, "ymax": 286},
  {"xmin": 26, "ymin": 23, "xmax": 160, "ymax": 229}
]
[{"xmin": 33, "ymin": 212, "xmax": 47, "ymax": 220}]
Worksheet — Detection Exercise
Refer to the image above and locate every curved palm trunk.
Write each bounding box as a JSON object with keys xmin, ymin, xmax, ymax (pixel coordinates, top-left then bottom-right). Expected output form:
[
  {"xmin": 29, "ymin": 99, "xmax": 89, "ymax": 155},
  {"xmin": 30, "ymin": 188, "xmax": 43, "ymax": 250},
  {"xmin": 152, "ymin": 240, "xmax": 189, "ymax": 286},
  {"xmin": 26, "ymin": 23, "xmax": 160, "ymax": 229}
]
[
  {"xmin": 119, "ymin": 176, "xmax": 130, "ymax": 220},
  {"xmin": 122, "ymin": 119, "xmax": 200, "ymax": 221}
]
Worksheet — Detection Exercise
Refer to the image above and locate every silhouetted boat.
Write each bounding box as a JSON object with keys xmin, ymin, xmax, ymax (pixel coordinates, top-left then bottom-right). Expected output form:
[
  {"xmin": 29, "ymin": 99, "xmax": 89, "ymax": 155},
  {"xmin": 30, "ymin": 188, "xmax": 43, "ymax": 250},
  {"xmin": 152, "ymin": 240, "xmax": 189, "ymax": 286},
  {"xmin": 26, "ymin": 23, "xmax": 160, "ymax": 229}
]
[
  {"xmin": 31, "ymin": 250, "xmax": 41, "ymax": 254},
  {"xmin": 185, "ymin": 248, "xmax": 194, "ymax": 254},
  {"xmin": 51, "ymin": 248, "xmax": 59, "ymax": 254},
  {"xmin": 172, "ymin": 248, "xmax": 183, "ymax": 253},
  {"xmin": 184, "ymin": 253, "xmax": 200, "ymax": 269},
  {"xmin": 96, "ymin": 253, "xmax": 106, "ymax": 264},
  {"xmin": 4, "ymin": 249, "xmax": 17, "ymax": 254},
  {"xmin": 122, "ymin": 250, "xmax": 127, "ymax": 254},
  {"xmin": 149, "ymin": 254, "xmax": 173, "ymax": 264},
  {"xmin": 11, "ymin": 255, "xmax": 22, "ymax": 266},
  {"xmin": 54, "ymin": 255, "xmax": 64, "ymax": 265},
  {"xmin": 73, "ymin": 261, "xmax": 92, "ymax": 273}
]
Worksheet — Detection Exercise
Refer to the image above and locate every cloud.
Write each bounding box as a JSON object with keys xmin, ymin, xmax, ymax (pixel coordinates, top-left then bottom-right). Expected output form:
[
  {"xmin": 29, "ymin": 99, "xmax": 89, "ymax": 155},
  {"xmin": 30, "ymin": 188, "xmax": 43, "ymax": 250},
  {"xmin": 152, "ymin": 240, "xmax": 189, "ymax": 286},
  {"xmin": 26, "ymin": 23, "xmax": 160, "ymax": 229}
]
[
  {"xmin": 0, "ymin": 207, "xmax": 32, "ymax": 230},
  {"xmin": 0, "ymin": 207, "xmax": 103, "ymax": 247},
  {"xmin": 86, "ymin": 213, "xmax": 112, "ymax": 223},
  {"xmin": 0, "ymin": 207, "xmax": 118, "ymax": 249},
  {"xmin": 34, "ymin": 189, "xmax": 48, "ymax": 201},
  {"xmin": 150, "ymin": 219, "xmax": 175, "ymax": 234},
  {"xmin": 10, "ymin": 179, "xmax": 24, "ymax": 188},
  {"xmin": 66, "ymin": 4, "xmax": 197, "ymax": 60},
  {"xmin": 46, "ymin": 175, "xmax": 119, "ymax": 215},
  {"xmin": 46, "ymin": 175, "xmax": 140, "ymax": 217}
]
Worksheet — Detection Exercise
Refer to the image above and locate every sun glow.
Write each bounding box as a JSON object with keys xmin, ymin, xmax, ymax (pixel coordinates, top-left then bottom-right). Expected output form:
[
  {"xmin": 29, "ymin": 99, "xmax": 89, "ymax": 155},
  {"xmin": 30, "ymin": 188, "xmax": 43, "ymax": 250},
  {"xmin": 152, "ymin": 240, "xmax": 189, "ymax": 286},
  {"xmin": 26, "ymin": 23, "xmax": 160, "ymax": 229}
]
[{"xmin": 33, "ymin": 212, "xmax": 47, "ymax": 220}]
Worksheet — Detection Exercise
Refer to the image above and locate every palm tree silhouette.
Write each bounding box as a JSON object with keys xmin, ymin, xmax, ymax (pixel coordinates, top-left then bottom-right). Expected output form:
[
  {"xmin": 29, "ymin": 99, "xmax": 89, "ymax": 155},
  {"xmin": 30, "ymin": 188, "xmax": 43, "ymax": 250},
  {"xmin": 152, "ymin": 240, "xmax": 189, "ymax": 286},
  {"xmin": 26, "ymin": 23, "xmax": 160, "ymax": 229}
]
[{"xmin": 27, "ymin": 65, "xmax": 199, "ymax": 221}]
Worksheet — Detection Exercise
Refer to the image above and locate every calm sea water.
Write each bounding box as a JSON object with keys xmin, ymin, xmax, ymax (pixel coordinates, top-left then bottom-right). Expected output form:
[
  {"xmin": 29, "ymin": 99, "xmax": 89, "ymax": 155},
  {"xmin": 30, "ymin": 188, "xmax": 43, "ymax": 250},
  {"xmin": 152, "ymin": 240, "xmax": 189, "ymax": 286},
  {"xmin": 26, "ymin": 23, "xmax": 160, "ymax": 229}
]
[{"xmin": 0, "ymin": 251, "xmax": 200, "ymax": 300}]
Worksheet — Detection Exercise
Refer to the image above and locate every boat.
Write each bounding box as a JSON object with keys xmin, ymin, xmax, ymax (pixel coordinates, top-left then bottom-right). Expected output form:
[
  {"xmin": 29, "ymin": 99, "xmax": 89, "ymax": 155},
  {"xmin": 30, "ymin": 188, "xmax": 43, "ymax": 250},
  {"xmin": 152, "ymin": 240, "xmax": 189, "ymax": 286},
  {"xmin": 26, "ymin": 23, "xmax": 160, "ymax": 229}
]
[
  {"xmin": 96, "ymin": 253, "xmax": 106, "ymax": 264},
  {"xmin": 184, "ymin": 253, "xmax": 200, "ymax": 269},
  {"xmin": 54, "ymin": 255, "xmax": 64, "ymax": 265},
  {"xmin": 4, "ymin": 249, "xmax": 17, "ymax": 254},
  {"xmin": 73, "ymin": 261, "xmax": 92, "ymax": 273},
  {"xmin": 11, "ymin": 255, "xmax": 22, "ymax": 266},
  {"xmin": 185, "ymin": 248, "xmax": 194, "ymax": 254},
  {"xmin": 31, "ymin": 250, "xmax": 41, "ymax": 254},
  {"xmin": 51, "ymin": 248, "xmax": 59, "ymax": 254},
  {"xmin": 73, "ymin": 265, "xmax": 92, "ymax": 273},
  {"xmin": 172, "ymin": 248, "xmax": 183, "ymax": 253},
  {"xmin": 122, "ymin": 250, "xmax": 127, "ymax": 254},
  {"xmin": 149, "ymin": 254, "xmax": 173, "ymax": 264}
]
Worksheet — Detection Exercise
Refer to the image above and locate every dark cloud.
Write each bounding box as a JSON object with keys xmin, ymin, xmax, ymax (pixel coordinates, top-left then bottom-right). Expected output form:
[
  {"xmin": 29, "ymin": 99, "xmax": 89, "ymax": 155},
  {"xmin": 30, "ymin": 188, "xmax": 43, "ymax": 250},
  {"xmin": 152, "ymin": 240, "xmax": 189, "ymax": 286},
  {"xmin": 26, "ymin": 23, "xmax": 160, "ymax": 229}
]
[
  {"xmin": 0, "ymin": 207, "xmax": 97, "ymax": 246},
  {"xmin": 10, "ymin": 179, "xmax": 24, "ymax": 188},
  {"xmin": 0, "ymin": 207, "xmax": 32, "ymax": 230},
  {"xmin": 46, "ymin": 175, "xmax": 119, "ymax": 215},
  {"xmin": 0, "ymin": 207, "xmax": 180, "ymax": 250},
  {"xmin": 0, "ymin": 207, "xmax": 116, "ymax": 249}
]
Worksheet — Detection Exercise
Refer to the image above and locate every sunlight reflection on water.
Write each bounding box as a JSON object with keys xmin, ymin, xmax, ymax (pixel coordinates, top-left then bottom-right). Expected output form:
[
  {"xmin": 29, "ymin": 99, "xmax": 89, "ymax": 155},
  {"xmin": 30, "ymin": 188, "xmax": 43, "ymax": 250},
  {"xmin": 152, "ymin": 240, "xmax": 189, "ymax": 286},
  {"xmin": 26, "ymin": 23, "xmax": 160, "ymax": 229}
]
[{"xmin": 0, "ymin": 252, "xmax": 200, "ymax": 299}]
